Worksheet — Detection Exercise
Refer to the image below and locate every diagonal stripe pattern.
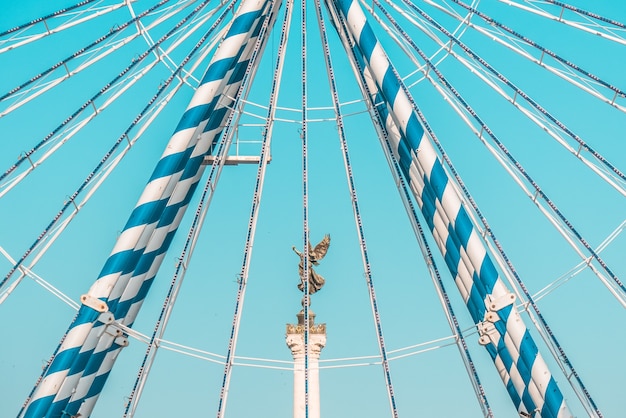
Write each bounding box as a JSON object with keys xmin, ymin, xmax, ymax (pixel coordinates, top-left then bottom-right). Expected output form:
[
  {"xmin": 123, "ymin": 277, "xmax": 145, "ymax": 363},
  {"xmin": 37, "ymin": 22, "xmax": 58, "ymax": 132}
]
[
  {"xmin": 327, "ymin": 0, "xmax": 571, "ymax": 416},
  {"xmin": 62, "ymin": 3, "xmax": 281, "ymax": 417},
  {"xmin": 22, "ymin": 1, "xmax": 277, "ymax": 416}
]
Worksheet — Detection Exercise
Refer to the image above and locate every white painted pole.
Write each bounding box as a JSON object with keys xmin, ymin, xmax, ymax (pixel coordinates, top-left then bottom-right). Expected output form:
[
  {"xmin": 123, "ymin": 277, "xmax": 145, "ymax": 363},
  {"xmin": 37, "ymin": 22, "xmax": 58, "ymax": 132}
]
[{"xmin": 287, "ymin": 311, "xmax": 326, "ymax": 418}]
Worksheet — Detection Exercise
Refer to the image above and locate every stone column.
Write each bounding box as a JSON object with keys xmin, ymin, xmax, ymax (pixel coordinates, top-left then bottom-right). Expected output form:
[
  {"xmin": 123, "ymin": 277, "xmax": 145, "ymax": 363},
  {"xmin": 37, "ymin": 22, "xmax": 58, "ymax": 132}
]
[{"xmin": 286, "ymin": 310, "xmax": 326, "ymax": 418}]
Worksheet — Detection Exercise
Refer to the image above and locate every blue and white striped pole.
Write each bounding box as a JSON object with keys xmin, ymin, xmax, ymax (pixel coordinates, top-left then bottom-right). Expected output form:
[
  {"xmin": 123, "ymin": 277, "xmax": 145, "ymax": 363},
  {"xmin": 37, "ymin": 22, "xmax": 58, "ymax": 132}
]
[
  {"xmin": 22, "ymin": 1, "xmax": 276, "ymax": 416},
  {"xmin": 327, "ymin": 0, "xmax": 571, "ymax": 416},
  {"xmin": 61, "ymin": 4, "xmax": 280, "ymax": 416}
]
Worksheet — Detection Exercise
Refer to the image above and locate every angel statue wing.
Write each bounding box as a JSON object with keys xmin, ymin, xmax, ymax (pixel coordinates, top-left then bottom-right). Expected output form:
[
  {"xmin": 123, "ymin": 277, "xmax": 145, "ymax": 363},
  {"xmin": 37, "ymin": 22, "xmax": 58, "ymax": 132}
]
[{"xmin": 309, "ymin": 234, "xmax": 330, "ymax": 263}]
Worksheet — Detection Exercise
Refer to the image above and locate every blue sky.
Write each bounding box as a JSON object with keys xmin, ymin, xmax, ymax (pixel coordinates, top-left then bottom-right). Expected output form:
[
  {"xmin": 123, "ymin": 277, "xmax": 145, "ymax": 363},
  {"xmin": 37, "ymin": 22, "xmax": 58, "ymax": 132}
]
[{"xmin": 1, "ymin": 0, "xmax": 625, "ymax": 416}]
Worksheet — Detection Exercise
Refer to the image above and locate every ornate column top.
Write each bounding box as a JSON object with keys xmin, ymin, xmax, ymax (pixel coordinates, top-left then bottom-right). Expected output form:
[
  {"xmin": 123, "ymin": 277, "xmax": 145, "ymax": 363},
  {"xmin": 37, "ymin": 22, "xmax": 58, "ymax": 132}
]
[{"xmin": 286, "ymin": 309, "xmax": 326, "ymax": 335}]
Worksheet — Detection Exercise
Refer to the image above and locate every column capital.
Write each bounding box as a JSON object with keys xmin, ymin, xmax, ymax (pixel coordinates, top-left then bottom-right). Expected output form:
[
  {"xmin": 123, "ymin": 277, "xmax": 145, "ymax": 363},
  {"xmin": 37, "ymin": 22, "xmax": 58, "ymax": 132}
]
[{"xmin": 286, "ymin": 331, "xmax": 326, "ymax": 357}]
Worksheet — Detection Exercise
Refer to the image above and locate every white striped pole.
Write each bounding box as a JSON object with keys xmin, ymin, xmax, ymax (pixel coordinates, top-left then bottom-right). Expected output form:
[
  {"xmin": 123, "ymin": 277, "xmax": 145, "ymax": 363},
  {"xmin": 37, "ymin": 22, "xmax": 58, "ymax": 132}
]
[
  {"xmin": 61, "ymin": 3, "xmax": 280, "ymax": 415},
  {"xmin": 327, "ymin": 0, "xmax": 571, "ymax": 416},
  {"xmin": 22, "ymin": 1, "xmax": 274, "ymax": 416}
]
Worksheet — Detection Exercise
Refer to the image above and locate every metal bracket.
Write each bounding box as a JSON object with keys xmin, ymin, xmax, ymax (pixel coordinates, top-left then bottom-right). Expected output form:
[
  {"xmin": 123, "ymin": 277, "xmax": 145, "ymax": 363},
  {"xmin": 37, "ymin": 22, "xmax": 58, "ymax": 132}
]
[
  {"xmin": 114, "ymin": 336, "xmax": 129, "ymax": 347},
  {"xmin": 486, "ymin": 292, "xmax": 516, "ymax": 312},
  {"xmin": 98, "ymin": 312, "xmax": 115, "ymax": 325},
  {"xmin": 478, "ymin": 292, "xmax": 516, "ymax": 346},
  {"xmin": 80, "ymin": 294, "xmax": 108, "ymax": 312},
  {"xmin": 96, "ymin": 313, "xmax": 130, "ymax": 347},
  {"xmin": 477, "ymin": 320, "xmax": 498, "ymax": 346}
]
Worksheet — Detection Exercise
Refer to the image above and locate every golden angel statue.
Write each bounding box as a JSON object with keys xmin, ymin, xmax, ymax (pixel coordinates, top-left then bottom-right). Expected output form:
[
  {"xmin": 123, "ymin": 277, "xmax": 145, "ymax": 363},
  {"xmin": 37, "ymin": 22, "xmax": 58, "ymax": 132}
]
[{"xmin": 292, "ymin": 234, "xmax": 330, "ymax": 295}]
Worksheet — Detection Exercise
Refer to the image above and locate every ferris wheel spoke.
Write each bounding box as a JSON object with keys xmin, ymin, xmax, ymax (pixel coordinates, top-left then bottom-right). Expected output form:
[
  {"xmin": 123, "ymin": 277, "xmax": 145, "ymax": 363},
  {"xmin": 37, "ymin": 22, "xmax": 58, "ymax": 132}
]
[
  {"xmin": 124, "ymin": 50, "xmax": 261, "ymax": 414},
  {"xmin": 125, "ymin": 0, "xmax": 235, "ymax": 88},
  {"xmin": 383, "ymin": 0, "xmax": 626, "ymax": 193},
  {"xmin": 0, "ymin": 0, "xmax": 187, "ymax": 108},
  {"xmin": 316, "ymin": 2, "xmax": 400, "ymax": 417},
  {"xmin": 211, "ymin": 1, "xmax": 285, "ymax": 417},
  {"xmin": 19, "ymin": 1, "xmax": 282, "ymax": 416},
  {"xmin": 366, "ymin": 0, "xmax": 626, "ymax": 311},
  {"xmin": 533, "ymin": 220, "xmax": 626, "ymax": 302},
  {"xmin": 299, "ymin": 0, "xmax": 315, "ymax": 414},
  {"xmin": 356, "ymin": 5, "xmax": 615, "ymax": 408},
  {"xmin": 533, "ymin": 0, "xmax": 626, "ymax": 30},
  {"xmin": 498, "ymin": 0, "xmax": 626, "ymax": 46},
  {"xmin": 0, "ymin": 1, "xmax": 128, "ymax": 54},
  {"xmin": 1, "ymin": 15, "xmax": 221, "ymax": 309},
  {"xmin": 0, "ymin": 0, "xmax": 101, "ymax": 37},
  {"xmin": 123, "ymin": 116, "xmax": 235, "ymax": 418},
  {"xmin": 368, "ymin": 91, "xmax": 496, "ymax": 415},
  {"xmin": 326, "ymin": 0, "xmax": 580, "ymax": 416},
  {"xmin": 327, "ymin": 1, "xmax": 492, "ymax": 415},
  {"xmin": 432, "ymin": 0, "xmax": 626, "ymax": 113},
  {"xmin": 0, "ymin": 0, "xmax": 220, "ymax": 197}
]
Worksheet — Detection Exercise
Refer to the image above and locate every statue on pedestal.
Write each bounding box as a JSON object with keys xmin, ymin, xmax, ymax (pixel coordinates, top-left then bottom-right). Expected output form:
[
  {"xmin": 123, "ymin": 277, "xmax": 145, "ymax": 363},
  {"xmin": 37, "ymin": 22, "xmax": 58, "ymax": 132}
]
[{"xmin": 292, "ymin": 234, "xmax": 330, "ymax": 295}]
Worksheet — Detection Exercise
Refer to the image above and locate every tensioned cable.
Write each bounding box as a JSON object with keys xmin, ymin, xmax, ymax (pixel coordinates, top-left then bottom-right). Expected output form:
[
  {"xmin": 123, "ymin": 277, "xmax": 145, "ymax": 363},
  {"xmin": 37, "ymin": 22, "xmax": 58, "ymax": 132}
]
[
  {"xmin": 132, "ymin": 331, "xmax": 462, "ymax": 370},
  {"xmin": 497, "ymin": 0, "xmax": 626, "ymax": 45},
  {"xmin": 0, "ymin": 1, "xmax": 199, "ymax": 118},
  {"xmin": 533, "ymin": 220, "xmax": 626, "ymax": 302},
  {"xmin": 390, "ymin": 0, "xmax": 626, "ymax": 192},
  {"xmin": 115, "ymin": 296, "xmax": 479, "ymax": 371},
  {"xmin": 0, "ymin": 33, "xmax": 219, "ymax": 306},
  {"xmin": 314, "ymin": 1, "xmax": 399, "ymax": 417},
  {"xmin": 15, "ymin": 9, "xmax": 230, "ymax": 416},
  {"xmin": 0, "ymin": 0, "xmax": 173, "ymax": 104},
  {"xmin": 535, "ymin": 0, "xmax": 626, "ymax": 29},
  {"xmin": 0, "ymin": 0, "xmax": 216, "ymax": 189},
  {"xmin": 0, "ymin": 246, "xmax": 78, "ymax": 309},
  {"xmin": 0, "ymin": 0, "xmax": 100, "ymax": 37},
  {"xmin": 419, "ymin": 2, "xmax": 626, "ymax": 118},
  {"xmin": 325, "ymin": 5, "xmax": 492, "ymax": 414},
  {"xmin": 23, "ymin": 6, "xmax": 273, "ymax": 417},
  {"xmin": 236, "ymin": 339, "xmax": 458, "ymax": 369},
  {"xmin": 377, "ymin": 101, "xmax": 495, "ymax": 417},
  {"xmin": 0, "ymin": 1, "xmax": 128, "ymax": 54},
  {"xmin": 369, "ymin": 2, "xmax": 605, "ymax": 414},
  {"xmin": 123, "ymin": 22, "xmax": 249, "ymax": 415},
  {"xmin": 0, "ymin": 0, "xmax": 218, "ymax": 292},
  {"xmin": 214, "ymin": 0, "xmax": 284, "ymax": 416},
  {"xmin": 122, "ymin": 103, "xmax": 228, "ymax": 418},
  {"xmin": 310, "ymin": 3, "xmax": 493, "ymax": 413},
  {"xmin": 301, "ymin": 0, "xmax": 312, "ymax": 414},
  {"xmin": 443, "ymin": 0, "xmax": 626, "ymax": 109},
  {"xmin": 0, "ymin": 6, "xmax": 228, "ymax": 201},
  {"xmin": 381, "ymin": 0, "xmax": 626, "ymax": 309}
]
